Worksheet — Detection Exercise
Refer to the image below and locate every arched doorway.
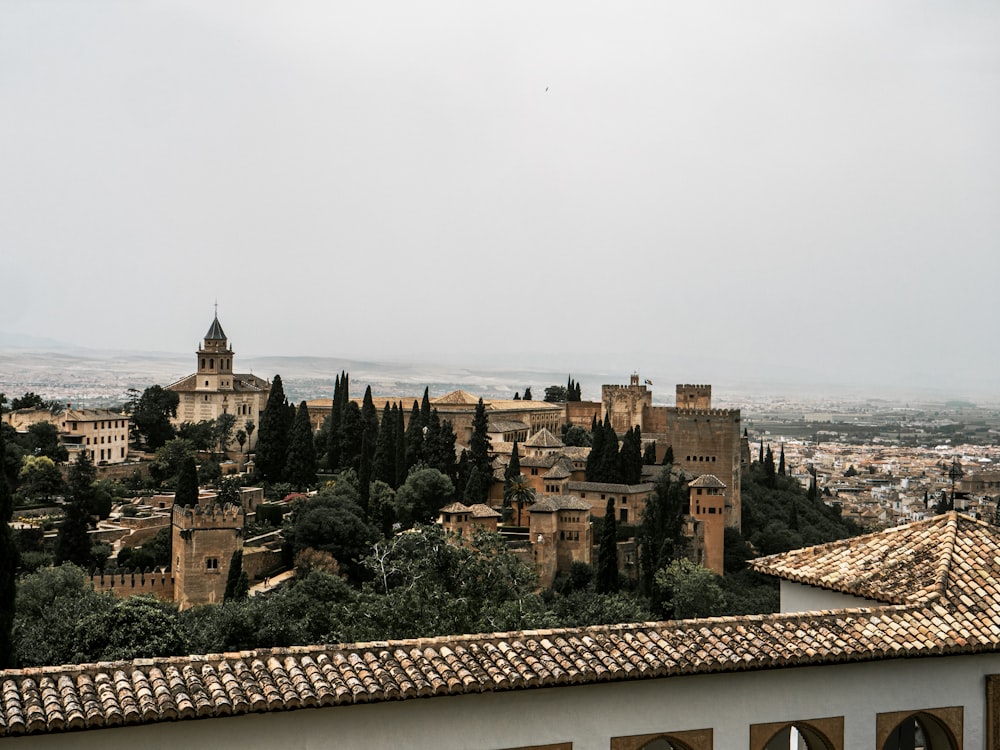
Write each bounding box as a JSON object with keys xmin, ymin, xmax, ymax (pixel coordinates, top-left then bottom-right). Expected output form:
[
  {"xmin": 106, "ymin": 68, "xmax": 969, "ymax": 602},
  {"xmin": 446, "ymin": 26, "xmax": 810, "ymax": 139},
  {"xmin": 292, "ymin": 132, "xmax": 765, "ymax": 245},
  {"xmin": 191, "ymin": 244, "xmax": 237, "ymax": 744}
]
[{"xmin": 881, "ymin": 712, "xmax": 959, "ymax": 750}]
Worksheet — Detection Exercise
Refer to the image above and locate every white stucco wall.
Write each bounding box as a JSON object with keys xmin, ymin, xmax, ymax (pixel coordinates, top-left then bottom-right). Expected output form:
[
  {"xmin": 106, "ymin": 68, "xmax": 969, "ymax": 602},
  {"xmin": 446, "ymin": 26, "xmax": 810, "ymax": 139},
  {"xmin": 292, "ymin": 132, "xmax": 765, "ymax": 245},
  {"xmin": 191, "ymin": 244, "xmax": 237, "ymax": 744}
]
[
  {"xmin": 780, "ymin": 579, "xmax": 885, "ymax": 613},
  {"xmin": 7, "ymin": 653, "xmax": 997, "ymax": 750}
]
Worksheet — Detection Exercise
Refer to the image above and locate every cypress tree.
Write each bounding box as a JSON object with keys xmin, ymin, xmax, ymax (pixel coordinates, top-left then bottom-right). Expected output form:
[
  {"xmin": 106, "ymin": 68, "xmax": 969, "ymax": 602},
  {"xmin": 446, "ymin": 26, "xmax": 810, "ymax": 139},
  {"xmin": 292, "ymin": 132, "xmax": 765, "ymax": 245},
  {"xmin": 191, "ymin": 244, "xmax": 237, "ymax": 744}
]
[
  {"xmin": 778, "ymin": 445, "xmax": 786, "ymax": 476},
  {"xmin": 0, "ymin": 408, "xmax": 18, "ymax": 668},
  {"xmin": 513, "ymin": 392, "xmax": 520, "ymax": 400},
  {"xmin": 358, "ymin": 426, "xmax": 372, "ymax": 515},
  {"xmin": 523, "ymin": 387, "xmax": 532, "ymax": 401},
  {"xmin": 339, "ymin": 401, "xmax": 364, "ymax": 471},
  {"xmin": 256, "ymin": 374, "xmax": 290, "ymax": 482},
  {"xmin": 423, "ymin": 410, "xmax": 458, "ymax": 479},
  {"xmin": 586, "ymin": 416, "xmax": 606, "ymax": 481},
  {"xmin": 596, "ymin": 496, "xmax": 620, "ymax": 594},
  {"xmin": 393, "ymin": 403, "xmax": 407, "ymax": 488},
  {"xmin": 223, "ymin": 550, "xmax": 249, "ymax": 602},
  {"xmin": 55, "ymin": 450, "xmax": 96, "ymax": 567},
  {"xmin": 763, "ymin": 446, "xmax": 776, "ymax": 487},
  {"xmin": 420, "ymin": 387, "xmax": 431, "ymax": 425},
  {"xmin": 643, "ymin": 441, "xmax": 657, "ymax": 465},
  {"xmin": 638, "ymin": 469, "xmax": 688, "ymax": 604},
  {"xmin": 404, "ymin": 401, "xmax": 424, "ymax": 474},
  {"xmin": 175, "ymin": 455, "xmax": 199, "ymax": 507},
  {"xmin": 506, "ymin": 442, "xmax": 521, "ymax": 483},
  {"xmin": 463, "ymin": 465, "xmax": 488, "ymax": 505},
  {"xmin": 662, "ymin": 444, "xmax": 674, "ymax": 466},
  {"xmin": 285, "ymin": 401, "xmax": 317, "ymax": 491},
  {"xmin": 372, "ymin": 402, "xmax": 396, "ymax": 486},
  {"xmin": 621, "ymin": 426, "xmax": 643, "ymax": 484},
  {"xmin": 600, "ymin": 417, "xmax": 622, "ymax": 483},
  {"xmin": 468, "ymin": 398, "xmax": 491, "ymax": 478},
  {"xmin": 325, "ymin": 373, "xmax": 344, "ymax": 470}
]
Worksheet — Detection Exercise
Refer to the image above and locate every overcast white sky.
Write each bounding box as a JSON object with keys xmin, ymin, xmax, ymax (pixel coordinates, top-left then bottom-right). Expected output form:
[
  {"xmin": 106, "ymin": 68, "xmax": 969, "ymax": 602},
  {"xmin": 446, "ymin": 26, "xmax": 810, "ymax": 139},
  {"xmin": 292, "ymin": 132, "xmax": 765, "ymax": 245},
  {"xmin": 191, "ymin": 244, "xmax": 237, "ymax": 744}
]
[{"xmin": 2, "ymin": 1, "xmax": 998, "ymax": 391}]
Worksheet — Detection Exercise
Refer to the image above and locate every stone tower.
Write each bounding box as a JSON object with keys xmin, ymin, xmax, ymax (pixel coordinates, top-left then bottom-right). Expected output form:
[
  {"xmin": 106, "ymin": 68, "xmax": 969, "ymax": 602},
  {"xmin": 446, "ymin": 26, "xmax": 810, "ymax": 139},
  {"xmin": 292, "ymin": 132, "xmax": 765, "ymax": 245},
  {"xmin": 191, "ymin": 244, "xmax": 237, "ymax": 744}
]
[
  {"xmin": 172, "ymin": 503, "xmax": 244, "ymax": 610},
  {"xmin": 196, "ymin": 313, "xmax": 234, "ymax": 393},
  {"xmin": 602, "ymin": 374, "xmax": 652, "ymax": 433},
  {"xmin": 166, "ymin": 312, "xmax": 270, "ymax": 443}
]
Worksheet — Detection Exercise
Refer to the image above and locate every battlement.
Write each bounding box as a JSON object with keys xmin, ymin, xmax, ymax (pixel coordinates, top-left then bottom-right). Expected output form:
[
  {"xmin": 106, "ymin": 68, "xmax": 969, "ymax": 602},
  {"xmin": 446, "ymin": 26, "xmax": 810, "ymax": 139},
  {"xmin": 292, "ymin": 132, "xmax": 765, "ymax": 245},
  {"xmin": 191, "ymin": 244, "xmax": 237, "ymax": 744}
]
[
  {"xmin": 676, "ymin": 384, "xmax": 712, "ymax": 410},
  {"xmin": 90, "ymin": 567, "xmax": 175, "ymax": 601},
  {"xmin": 670, "ymin": 407, "xmax": 738, "ymax": 418},
  {"xmin": 172, "ymin": 503, "xmax": 244, "ymax": 530},
  {"xmin": 603, "ymin": 383, "xmax": 647, "ymax": 394}
]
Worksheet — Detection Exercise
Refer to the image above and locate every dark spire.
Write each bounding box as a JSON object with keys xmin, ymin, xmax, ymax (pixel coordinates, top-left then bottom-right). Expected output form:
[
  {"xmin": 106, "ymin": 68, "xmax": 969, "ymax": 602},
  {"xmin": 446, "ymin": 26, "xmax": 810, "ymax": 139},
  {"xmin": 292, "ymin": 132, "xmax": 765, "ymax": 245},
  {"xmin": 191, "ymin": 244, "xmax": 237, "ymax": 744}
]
[{"xmin": 204, "ymin": 307, "xmax": 227, "ymax": 341}]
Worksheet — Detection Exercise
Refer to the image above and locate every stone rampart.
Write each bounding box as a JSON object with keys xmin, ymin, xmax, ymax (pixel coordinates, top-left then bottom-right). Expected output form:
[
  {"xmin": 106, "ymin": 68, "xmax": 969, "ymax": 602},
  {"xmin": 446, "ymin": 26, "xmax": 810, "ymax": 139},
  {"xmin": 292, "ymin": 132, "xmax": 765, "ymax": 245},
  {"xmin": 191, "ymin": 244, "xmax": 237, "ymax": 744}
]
[{"xmin": 90, "ymin": 568, "xmax": 175, "ymax": 601}]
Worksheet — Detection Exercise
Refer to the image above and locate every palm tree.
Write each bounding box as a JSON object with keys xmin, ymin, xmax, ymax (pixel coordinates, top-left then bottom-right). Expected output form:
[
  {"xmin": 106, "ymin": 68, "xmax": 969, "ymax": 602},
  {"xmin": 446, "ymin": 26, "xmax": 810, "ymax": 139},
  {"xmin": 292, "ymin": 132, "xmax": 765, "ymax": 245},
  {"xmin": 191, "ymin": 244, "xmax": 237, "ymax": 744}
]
[
  {"xmin": 504, "ymin": 473, "xmax": 536, "ymax": 527},
  {"xmin": 244, "ymin": 420, "xmax": 255, "ymax": 456}
]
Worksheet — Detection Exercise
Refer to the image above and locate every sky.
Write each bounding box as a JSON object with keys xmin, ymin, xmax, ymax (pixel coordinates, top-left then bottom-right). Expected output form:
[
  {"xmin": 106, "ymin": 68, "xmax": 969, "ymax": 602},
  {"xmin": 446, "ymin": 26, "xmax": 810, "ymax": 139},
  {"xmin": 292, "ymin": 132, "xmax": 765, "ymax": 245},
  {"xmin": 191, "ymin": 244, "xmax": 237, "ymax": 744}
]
[{"xmin": 2, "ymin": 1, "xmax": 998, "ymax": 393}]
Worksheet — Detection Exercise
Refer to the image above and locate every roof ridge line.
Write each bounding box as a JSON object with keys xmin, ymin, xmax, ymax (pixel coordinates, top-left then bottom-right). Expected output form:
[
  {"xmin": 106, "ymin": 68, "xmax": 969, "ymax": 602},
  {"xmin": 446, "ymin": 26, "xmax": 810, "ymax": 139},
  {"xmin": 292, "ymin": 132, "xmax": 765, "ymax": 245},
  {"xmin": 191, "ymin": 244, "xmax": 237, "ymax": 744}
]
[{"xmin": 933, "ymin": 511, "xmax": 961, "ymax": 597}]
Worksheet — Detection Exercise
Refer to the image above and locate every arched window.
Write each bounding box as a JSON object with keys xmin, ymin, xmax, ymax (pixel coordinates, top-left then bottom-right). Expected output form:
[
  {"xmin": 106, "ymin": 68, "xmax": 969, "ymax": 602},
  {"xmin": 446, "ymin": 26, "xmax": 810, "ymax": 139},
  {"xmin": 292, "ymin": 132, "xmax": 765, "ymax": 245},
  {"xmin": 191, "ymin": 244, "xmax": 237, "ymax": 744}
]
[
  {"xmin": 638, "ymin": 738, "xmax": 692, "ymax": 750},
  {"xmin": 201, "ymin": 358, "xmax": 205, "ymax": 369},
  {"xmin": 611, "ymin": 729, "xmax": 711, "ymax": 750},
  {"xmin": 764, "ymin": 724, "xmax": 834, "ymax": 749},
  {"xmin": 751, "ymin": 718, "xmax": 842, "ymax": 750},
  {"xmin": 880, "ymin": 711, "xmax": 959, "ymax": 750},
  {"xmin": 209, "ymin": 358, "xmax": 214, "ymax": 369}
]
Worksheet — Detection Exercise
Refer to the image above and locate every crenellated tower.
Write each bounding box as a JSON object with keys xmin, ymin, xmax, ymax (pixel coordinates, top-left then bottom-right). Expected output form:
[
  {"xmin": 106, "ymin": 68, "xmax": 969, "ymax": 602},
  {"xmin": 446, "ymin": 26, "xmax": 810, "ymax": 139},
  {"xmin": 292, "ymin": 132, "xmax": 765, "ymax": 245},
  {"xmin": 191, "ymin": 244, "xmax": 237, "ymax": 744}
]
[{"xmin": 172, "ymin": 503, "xmax": 244, "ymax": 610}]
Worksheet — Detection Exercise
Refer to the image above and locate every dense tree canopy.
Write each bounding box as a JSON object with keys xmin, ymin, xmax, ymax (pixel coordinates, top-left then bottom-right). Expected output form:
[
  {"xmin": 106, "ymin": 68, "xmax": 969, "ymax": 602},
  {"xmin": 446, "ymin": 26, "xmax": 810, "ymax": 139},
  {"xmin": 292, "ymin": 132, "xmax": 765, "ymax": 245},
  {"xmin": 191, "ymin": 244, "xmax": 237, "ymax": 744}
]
[{"xmin": 130, "ymin": 385, "xmax": 179, "ymax": 449}]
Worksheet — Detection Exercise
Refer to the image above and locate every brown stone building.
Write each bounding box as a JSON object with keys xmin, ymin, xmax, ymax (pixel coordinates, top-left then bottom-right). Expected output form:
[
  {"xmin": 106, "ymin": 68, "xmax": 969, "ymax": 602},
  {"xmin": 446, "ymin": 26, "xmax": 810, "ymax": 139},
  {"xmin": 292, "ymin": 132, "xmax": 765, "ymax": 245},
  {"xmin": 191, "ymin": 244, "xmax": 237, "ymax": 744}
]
[
  {"xmin": 565, "ymin": 377, "xmax": 743, "ymax": 531},
  {"xmin": 171, "ymin": 503, "xmax": 244, "ymax": 610},
  {"xmin": 528, "ymin": 495, "xmax": 593, "ymax": 588},
  {"xmin": 166, "ymin": 314, "xmax": 270, "ymax": 449},
  {"xmin": 3, "ymin": 407, "xmax": 131, "ymax": 465}
]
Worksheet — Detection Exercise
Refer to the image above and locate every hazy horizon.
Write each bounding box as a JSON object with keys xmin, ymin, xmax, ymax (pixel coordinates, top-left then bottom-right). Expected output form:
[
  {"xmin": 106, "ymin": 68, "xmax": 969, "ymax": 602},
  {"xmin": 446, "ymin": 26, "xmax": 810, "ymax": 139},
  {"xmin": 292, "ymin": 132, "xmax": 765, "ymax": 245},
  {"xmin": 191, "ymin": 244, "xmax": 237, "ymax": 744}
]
[{"xmin": 2, "ymin": 2, "xmax": 998, "ymax": 397}]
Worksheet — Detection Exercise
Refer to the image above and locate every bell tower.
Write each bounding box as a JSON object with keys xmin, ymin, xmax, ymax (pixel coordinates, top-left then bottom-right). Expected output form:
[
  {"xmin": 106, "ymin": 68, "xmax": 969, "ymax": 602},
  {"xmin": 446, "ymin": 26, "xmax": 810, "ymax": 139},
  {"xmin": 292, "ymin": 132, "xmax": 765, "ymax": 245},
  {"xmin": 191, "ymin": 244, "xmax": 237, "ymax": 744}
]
[{"xmin": 196, "ymin": 305, "xmax": 234, "ymax": 393}]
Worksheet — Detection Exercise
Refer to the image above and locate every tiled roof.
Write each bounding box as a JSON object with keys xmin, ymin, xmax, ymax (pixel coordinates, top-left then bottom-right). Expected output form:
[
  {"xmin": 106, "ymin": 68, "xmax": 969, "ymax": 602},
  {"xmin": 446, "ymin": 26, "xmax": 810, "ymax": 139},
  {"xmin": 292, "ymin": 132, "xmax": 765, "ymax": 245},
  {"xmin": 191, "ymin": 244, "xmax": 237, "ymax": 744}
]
[
  {"xmin": 438, "ymin": 502, "xmax": 469, "ymax": 514},
  {"xmin": 166, "ymin": 374, "xmax": 269, "ymax": 394},
  {"xmin": 468, "ymin": 504, "xmax": 501, "ymax": 519},
  {"xmin": 5, "ymin": 513, "xmax": 1000, "ymax": 738},
  {"xmin": 530, "ymin": 496, "xmax": 591, "ymax": 512},
  {"xmin": 689, "ymin": 474, "xmax": 725, "ymax": 489},
  {"xmin": 432, "ymin": 390, "xmax": 481, "ymax": 405},
  {"xmin": 487, "ymin": 420, "xmax": 529, "ymax": 434},
  {"xmin": 524, "ymin": 429, "xmax": 563, "ymax": 448},
  {"xmin": 566, "ymin": 481, "xmax": 654, "ymax": 494}
]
